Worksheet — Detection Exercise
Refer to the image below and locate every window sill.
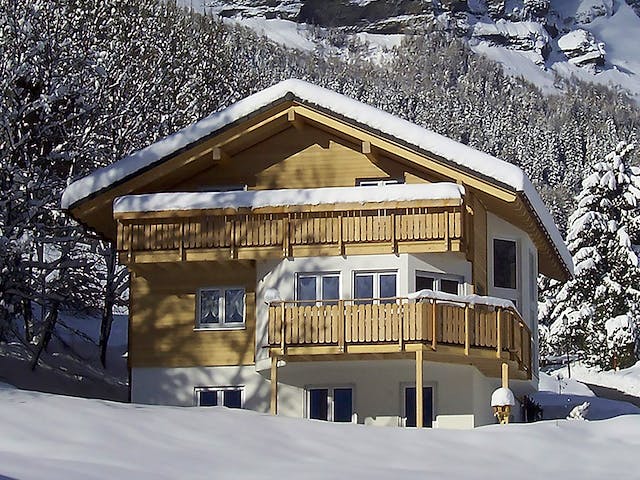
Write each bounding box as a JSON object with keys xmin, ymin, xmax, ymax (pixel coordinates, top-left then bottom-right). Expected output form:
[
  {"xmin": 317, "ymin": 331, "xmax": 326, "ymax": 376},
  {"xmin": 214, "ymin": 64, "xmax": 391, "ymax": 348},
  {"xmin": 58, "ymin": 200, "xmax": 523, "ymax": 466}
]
[{"xmin": 194, "ymin": 325, "xmax": 247, "ymax": 332}]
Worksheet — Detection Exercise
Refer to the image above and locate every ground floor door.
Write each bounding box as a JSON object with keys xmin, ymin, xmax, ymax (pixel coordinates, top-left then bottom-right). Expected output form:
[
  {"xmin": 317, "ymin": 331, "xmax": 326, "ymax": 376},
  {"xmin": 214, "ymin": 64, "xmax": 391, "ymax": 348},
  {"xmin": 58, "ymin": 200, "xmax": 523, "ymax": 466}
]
[{"xmin": 404, "ymin": 386, "xmax": 434, "ymax": 427}]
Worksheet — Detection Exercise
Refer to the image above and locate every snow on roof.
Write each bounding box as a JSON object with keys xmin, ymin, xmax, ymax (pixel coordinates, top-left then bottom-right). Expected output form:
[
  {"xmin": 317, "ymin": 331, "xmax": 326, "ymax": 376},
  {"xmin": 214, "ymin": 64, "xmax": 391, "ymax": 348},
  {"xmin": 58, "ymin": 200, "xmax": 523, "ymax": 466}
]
[
  {"xmin": 491, "ymin": 387, "xmax": 516, "ymax": 407},
  {"xmin": 113, "ymin": 183, "xmax": 464, "ymax": 213},
  {"xmin": 406, "ymin": 289, "xmax": 517, "ymax": 311},
  {"xmin": 61, "ymin": 79, "xmax": 572, "ymax": 274}
]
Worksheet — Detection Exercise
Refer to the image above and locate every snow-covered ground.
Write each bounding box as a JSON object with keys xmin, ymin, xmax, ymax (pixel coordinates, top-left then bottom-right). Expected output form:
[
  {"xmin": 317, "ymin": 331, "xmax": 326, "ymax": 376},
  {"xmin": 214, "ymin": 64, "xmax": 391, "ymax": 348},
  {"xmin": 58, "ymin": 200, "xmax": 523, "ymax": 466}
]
[
  {"xmin": 0, "ymin": 383, "xmax": 638, "ymax": 479},
  {"xmin": 550, "ymin": 361, "xmax": 640, "ymax": 397},
  {"xmin": 0, "ymin": 310, "xmax": 128, "ymax": 401},
  {"xmin": 534, "ymin": 371, "xmax": 640, "ymax": 419}
]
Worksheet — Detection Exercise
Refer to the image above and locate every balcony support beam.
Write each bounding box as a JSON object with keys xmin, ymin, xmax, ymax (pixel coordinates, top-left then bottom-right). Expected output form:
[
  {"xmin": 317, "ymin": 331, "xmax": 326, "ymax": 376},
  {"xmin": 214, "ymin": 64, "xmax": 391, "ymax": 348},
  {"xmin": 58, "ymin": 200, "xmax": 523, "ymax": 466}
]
[
  {"xmin": 416, "ymin": 348, "xmax": 424, "ymax": 429},
  {"xmin": 270, "ymin": 354, "xmax": 279, "ymax": 415}
]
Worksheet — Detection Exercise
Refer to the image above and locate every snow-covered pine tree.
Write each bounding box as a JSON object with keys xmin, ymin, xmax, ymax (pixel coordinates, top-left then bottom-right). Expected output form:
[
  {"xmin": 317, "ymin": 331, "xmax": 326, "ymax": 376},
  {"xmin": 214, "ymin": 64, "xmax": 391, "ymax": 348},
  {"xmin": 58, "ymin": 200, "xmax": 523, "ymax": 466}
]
[{"xmin": 541, "ymin": 142, "xmax": 640, "ymax": 369}]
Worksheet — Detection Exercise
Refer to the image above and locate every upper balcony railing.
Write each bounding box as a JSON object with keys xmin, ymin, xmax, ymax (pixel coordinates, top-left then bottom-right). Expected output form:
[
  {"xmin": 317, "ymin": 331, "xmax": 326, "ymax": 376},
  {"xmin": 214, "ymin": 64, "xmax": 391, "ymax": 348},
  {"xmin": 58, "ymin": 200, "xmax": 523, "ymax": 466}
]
[
  {"xmin": 116, "ymin": 204, "xmax": 467, "ymax": 263},
  {"xmin": 267, "ymin": 296, "xmax": 531, "ymax": 379}
]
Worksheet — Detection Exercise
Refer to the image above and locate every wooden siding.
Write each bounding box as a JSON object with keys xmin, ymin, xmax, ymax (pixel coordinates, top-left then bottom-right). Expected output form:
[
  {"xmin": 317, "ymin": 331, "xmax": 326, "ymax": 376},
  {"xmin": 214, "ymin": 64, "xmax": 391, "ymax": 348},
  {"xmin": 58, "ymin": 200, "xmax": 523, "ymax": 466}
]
[
  {"xmin": 472, "ymin": 195, "xmax": 488, "ymax": 295},
  {"xmin": 174, "ymin": 126, "xmax": 410, "ymax": 191},
  {"xmin": 268, "ymin": 299, "xmax": 532, "ymax": 378},
  {"xmin": 116, "ymin": 203, "xmax": 467, "ymax": 264},
  {"xmin": 129, "ymin": 261, "xmax": 256, "ymax": 368}
]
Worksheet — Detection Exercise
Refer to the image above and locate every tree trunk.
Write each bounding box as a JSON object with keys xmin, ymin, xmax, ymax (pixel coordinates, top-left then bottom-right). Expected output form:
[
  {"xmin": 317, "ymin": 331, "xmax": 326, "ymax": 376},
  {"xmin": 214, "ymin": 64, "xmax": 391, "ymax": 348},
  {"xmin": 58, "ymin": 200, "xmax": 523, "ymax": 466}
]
[
  {"xmin": 99, "ymin": 244, "xmax": 117, "ymax": 367},
  {"xmin": 22, "ymin": 298, "xmax": 33, "ymax": 343},
  {"xmin": 30, "ymin": 301, "xmax": 59, "ymax": 371}
]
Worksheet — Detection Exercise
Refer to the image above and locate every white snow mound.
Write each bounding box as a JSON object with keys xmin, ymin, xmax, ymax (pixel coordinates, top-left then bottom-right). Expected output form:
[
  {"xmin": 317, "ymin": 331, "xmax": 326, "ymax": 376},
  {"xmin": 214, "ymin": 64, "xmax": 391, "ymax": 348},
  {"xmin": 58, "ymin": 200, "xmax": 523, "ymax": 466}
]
[{"xmin": 491, "ymin": 387, "xmax": 516, "ymax": 406}]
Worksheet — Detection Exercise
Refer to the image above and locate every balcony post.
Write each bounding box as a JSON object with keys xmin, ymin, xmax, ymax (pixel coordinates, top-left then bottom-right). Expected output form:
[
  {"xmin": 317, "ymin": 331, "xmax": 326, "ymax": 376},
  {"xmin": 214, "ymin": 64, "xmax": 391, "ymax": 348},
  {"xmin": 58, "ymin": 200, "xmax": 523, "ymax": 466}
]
[
  {"xmin": 501, "ymin": 362, "xmax": 509, "ymax": 389},
  {"xmin": 431, "ymin": 300, "xmax": 437, "ymax": 351},
  {"xmin": 390, "ymin": 212, "xmax": 397, "ymax": 254},
  {"xmin": 496, "ymin": 307, "xmax": 502, "ymax": 359},
  {"xmin": 464, "ymin": 306, "xmax": 470, "ymax": 356},
  {"xmin": 416, "ymin": 348, "xmax": 424, "ymax": 428},
  {"xmin": 280, "ymin": 304, "xmax": 286, "ymax": 355},
  {"xmin": 270, "ymin": 354, "xmax": 278, "ymax": 415},
  {"xmin": 282, "ymin": 215, "xmax": 290, "ymax": 258},
  {"xmin": 338, "ymin": 299, "xmax": 345, "ymax": 352}
]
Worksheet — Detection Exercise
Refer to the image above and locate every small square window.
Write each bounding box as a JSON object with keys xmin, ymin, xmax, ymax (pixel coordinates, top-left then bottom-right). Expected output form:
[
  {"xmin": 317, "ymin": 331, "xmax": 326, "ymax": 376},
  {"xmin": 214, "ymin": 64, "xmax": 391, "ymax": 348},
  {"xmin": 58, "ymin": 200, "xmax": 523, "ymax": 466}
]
[
  {"xmin": 196, "ymin": 387, "xmax": 243, "ymax": 408},
  {"xmin": 307, "ymin": 386, "xmax": 353, "ymax": 422},
  {"xmin": 197, "ymin": 287, "xmax": 245, "ymax": 329},
  {"xmin": 354, "ymin": 271, "xmax": 397, "ymax": 304},
  {"xmin": 415, "ymin": 272, "xmax": 461, "ymax": 295}
]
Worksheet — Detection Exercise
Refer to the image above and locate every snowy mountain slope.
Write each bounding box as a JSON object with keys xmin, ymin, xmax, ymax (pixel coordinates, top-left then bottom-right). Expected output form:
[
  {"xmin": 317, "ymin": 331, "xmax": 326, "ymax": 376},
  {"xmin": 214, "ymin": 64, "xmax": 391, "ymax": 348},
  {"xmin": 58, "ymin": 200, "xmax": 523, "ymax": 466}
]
[
  {"xmin": 180, "ymin": 0, "xmax": 640, "ymax": 101},
  {"xmin": 1, "ymin": 385, "xmax": 640, "ymax": 480}
]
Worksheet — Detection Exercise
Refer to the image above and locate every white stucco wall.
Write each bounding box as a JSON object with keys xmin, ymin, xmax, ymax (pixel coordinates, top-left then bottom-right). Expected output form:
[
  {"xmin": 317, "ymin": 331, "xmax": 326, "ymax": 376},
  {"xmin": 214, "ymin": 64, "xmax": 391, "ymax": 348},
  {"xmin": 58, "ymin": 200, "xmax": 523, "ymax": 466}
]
[{"xmin": 131, "ymin": 360, "xmax": 503, "ymax": 427}]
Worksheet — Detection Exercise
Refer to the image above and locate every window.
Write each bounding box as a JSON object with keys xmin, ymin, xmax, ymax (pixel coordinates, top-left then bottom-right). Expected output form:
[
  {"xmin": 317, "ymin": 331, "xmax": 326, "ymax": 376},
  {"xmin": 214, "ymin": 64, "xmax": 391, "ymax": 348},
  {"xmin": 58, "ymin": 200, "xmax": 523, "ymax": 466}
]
[
  {"xmin": 195, "ymin": 387, "xmax": 243, "ymax": 408},
  {"xmin": 356, "ymin": 177, "xmax": 404, "ymax": 186},
  {"xmin": 296, "ymin": 273, "xmax": 340, "ymax": 305},
  {"xmin": 197, "ymin": 287, "xmax": 245, "ymax": 329},
  {"xmin": 493, "ymin": 239, "xmax": 517, "ymax": 289},
  {"xmin": 354, "ymin": 271, "xmax": 397, "ymax": 304},
  {"xmin": 404, "ymin": 386, "xmax": 434, "ymax": 427},
  {"xmin": 415, "ymin": 272, "xmax": 462, "ymax": 295},
  {"xmin": 307, "ymin": 387, "xmax": 353, "ymax": 422}
]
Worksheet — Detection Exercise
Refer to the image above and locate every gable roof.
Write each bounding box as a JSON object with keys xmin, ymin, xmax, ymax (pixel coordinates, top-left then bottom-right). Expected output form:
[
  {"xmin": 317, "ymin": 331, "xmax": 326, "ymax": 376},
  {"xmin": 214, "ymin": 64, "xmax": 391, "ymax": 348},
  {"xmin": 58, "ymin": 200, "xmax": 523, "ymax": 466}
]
[{"xmin": 62, "ymin": 79, "xmax": 572, "ymax": 277}]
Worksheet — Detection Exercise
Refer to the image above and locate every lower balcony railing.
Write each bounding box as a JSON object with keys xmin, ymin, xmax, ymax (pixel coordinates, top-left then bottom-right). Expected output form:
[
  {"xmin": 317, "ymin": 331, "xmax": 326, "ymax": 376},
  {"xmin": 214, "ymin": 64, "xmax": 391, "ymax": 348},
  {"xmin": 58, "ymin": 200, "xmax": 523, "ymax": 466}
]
[{"xmin": 267, "ymin": 296, "xmax": 532, "ymax": 377}]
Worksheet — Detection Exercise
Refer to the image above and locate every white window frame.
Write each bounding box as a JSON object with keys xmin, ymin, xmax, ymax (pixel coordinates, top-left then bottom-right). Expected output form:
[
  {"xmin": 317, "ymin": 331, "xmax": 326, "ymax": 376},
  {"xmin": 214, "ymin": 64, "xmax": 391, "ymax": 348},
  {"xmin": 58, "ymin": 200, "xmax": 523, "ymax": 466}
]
[
  {"xmin": 195, "ymin": 286, "xmax": 246, "ymax": 330},
  {"xmin": 295, "ymin": 272, "xmax": 341, "ymax": 304},
  {"xmin": 414, "ymin": 271, "xmax": 464, "ymax": 295},
  {"xmin": 400, "ymin": 381, "xmax": 437, "ymax": 427},
  {"xmin": 194, "ymin": 386, "xmax": 245, "ymax": 407},
  {"xmin": 353, "ymin": 270, "xmax": 398, "ymax": 302},
  {"xmin": 305, "ymin": 384, "xmax": 356, "ymax": 423},
  {"xmin": 356, "ymin": 177, "xmax": 405, "ymax": 186}
]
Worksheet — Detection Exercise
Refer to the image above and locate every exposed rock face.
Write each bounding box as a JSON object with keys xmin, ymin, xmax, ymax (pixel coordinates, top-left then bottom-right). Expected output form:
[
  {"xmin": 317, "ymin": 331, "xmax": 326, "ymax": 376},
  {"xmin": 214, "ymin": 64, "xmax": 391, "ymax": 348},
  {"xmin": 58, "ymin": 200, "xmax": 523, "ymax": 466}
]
[
  {"xmin": 207, "ymin": 0, "xmax": 303, "ymax": 21},
  {"xmin": 203, "ymin": 0, "xmax": 630, "ymax": 75},
  {"xmin": 297, "ymin": 0, "xmax": 434, "ymax": 29},
  {"xmin": 472, "ymin": 19, "xmax": 551, "ymax": 64},
  {"xmin": 574, "ymin": 0, "xmax": 613, "ymax": 24},
  {"xmin": 558, "ymin": 29, "xmax": 606, "ymax": 71}
]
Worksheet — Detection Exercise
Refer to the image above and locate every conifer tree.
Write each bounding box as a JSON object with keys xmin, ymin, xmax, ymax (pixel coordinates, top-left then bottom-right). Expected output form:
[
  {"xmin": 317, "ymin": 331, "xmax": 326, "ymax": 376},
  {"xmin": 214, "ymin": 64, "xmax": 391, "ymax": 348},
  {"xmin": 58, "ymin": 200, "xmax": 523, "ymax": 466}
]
[{"xmin": 542, "ymin": 142, "xmax": 640, "ymax": 369}]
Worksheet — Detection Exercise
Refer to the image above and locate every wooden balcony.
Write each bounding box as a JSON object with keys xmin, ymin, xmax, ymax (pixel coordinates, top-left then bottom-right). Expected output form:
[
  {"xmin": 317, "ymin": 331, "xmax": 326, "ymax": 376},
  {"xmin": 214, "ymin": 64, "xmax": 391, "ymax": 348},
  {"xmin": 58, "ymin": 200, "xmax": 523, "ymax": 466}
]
[
  {"xmin": 267, "ymin": 297, "xmax": 532, "ymax": 379},
  {"xmin": 115, "ymin": 203, "xmax": 467, "ymax": 264}
]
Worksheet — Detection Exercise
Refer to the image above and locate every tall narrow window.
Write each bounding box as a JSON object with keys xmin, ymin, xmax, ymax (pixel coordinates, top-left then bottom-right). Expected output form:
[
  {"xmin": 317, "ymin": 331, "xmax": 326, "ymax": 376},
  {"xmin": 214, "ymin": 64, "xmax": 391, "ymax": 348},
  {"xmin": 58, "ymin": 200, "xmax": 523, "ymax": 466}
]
[
  {"xmin": 307, "ymin": 387, "xmax": 353, "ymax": 422},
  {"xmin": 493, "ymin": 239, "xmax": 517, "ymax": 289}
]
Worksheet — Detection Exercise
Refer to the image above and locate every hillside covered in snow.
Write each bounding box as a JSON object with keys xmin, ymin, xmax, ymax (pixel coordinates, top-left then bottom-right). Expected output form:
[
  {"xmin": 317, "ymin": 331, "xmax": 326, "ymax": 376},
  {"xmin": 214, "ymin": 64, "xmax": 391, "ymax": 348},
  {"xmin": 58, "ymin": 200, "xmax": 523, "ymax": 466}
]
[{"xmin": 181, "ymin": 0, "xmax": 640, "ymax": 101}]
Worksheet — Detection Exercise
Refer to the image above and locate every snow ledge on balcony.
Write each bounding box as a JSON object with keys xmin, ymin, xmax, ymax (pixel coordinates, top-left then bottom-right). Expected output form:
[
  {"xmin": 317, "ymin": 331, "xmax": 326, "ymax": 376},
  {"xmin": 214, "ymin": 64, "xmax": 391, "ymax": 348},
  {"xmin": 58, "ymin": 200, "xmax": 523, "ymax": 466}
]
[
  {"xmin": 407, "ymin": 289, "xmax": 517, "ymax": 312},
  {"xmin": 113, "ymin": 182, "xmax": 465, "ymax": 213}
]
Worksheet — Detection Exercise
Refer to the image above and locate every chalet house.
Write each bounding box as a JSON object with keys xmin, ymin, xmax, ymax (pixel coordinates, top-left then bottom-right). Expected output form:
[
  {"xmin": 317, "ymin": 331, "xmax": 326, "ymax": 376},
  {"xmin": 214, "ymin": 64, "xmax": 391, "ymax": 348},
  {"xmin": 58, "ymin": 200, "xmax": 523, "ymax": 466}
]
[{"xmin": 62, "ymin": 79, "xmax": 572, "ymax": 428}]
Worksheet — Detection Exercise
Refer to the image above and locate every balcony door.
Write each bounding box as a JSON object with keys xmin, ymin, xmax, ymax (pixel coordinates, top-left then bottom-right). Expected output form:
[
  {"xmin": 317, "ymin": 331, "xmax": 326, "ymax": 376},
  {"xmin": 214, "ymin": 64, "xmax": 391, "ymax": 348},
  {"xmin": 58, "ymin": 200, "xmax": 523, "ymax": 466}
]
[{"xmin": 403, "ymin": 385, "xmax": 434, "ymax": 427}]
